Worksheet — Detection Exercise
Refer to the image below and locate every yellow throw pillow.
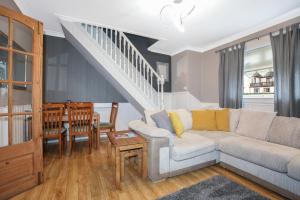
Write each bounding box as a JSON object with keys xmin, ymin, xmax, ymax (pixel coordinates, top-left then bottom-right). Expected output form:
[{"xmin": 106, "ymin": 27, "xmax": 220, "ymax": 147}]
[
  {"xmin": 169, "ymin": 112, "xmax": 184, "ymax": 137},
  {"xmin": 215, "ymin": 108, "xmax": 230, "ymax": 132},
  {"xmin": 192, "ymin": 110, "xmax": 217, "ymax": 131}
]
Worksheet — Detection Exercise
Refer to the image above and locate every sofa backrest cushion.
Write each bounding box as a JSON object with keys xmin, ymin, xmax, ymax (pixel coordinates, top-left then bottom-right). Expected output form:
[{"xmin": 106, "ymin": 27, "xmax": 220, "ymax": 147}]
[
  {"xmin": 192, "ymin": 110, "xmax": 217, "ymax": 131},
  {"xmin": 236, "ymin": 109, "xmax": 276, "ymax": 140},
  {"xmin": 171, "ymin": 109, "xmax": 192, "ymax": 131},
  {"xmin": 267, "ymin": 116, "xmax": 300, "ymax": 149},
  {"xmin": 229, "ymin": 109, "xmax": 240, "ymax": 132},
  {"xmin": 151, "ymin": 110, "xmax": 174, "ymax": 133},
  {"xmin": 215, "ymin": 109, "xmax": 230, "ymax": 131},
  {"xmin": 169, "ymin": 112, "xmax": 184, "ymax": 137}
]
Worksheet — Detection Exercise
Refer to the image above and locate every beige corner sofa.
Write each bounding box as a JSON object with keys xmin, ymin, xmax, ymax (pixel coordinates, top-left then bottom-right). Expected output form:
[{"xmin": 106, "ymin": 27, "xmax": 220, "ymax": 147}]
[{"xmin": 129, "ymin": 108, "xmax": 300, "ymax": 200}]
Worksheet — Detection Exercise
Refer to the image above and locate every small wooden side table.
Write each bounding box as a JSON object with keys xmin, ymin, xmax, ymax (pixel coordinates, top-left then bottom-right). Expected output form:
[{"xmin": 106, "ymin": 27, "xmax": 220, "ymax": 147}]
[{"xmin": 107, "ymin": 130, "xmax": 148, "ymax": 189}]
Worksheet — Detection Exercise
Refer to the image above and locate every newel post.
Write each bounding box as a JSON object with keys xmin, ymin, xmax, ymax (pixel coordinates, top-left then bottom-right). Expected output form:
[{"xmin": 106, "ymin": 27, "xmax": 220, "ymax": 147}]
[{"xmin": 160, "ymin": 75, "xmax": 165, "ymax": 109}]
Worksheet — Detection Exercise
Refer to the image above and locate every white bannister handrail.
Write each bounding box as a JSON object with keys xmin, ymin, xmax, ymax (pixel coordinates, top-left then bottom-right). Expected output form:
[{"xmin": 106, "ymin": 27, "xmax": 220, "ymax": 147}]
[{"xmin": 81, "ymin": 23, "xmax": 164, "ymax": 108}]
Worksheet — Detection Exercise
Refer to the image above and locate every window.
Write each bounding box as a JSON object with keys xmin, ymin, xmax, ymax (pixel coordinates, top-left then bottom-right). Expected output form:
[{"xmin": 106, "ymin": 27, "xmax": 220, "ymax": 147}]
[
  {"xmin": 243, "ymin": 37, "xmax": 274, "ymax": 98},
  {"xmin": 264, "ymin": 88, "xmax": 270, "ymax": 93}
]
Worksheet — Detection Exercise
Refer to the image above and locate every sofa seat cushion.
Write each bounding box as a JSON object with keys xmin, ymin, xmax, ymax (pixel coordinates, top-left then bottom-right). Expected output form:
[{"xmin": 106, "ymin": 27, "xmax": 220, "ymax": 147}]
[
  {"xmin": 187, "ymin": 130, "xmax": 236, "ymax": 150},
  {"xmin": 288, "ymin": 155, "xmax": 300, "ymax": 181},
  {"xmin": 171, "ymin": 132, "xmax": 215, "ymax": 161},
  {"xmin": 219, "ymin": 136, "xmax": 300, "ymax": 173}
]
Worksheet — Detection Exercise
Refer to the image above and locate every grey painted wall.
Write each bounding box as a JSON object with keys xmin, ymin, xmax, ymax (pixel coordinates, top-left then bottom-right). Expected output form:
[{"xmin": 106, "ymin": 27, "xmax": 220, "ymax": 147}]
[
  {"xmin": 172, "ymin": 16, "xmax": 300, "ymax": 103},
  {"xmin": 171, "ymin": 50, "xmax": 219, "ymax": 103},
  {"xmin": 43, "ymin": 35, "xmax": 127, "ymax": 103}
]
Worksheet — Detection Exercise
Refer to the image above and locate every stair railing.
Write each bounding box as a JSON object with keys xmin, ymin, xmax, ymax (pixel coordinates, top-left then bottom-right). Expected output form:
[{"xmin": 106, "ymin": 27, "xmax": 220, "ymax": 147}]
[{"xmin": 81, "ymin": 23, "xmax": 164, "ymax": 109}]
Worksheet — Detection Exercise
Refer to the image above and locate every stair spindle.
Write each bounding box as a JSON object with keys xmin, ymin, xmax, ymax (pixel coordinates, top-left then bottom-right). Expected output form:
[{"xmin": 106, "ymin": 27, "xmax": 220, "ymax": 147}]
[
  {"xmin": 130, "ymin": 46, "xmax": 133, "ymax": 79},
  {"xmin": 106, "ymin": 28, "xmax": 109, "ymax": 52},
  {"xmin": 114, "ymin": 30, "xmax": 117, "ymax": 63},
  {"xmin": 139, "ymin": 59, "xmax": 142, "ymax": 88},
  {"xmin": 122, "ymin": 37, "xmax": 125, "ymax": 70},
  {"xmin": 160, "ymin": 75, "xmax": 164, "ymax": 109},
  {"xmin": 110, "ymin": 29, "xmax": 113, "ymax": 56},
  {"xmin": 135, "ymin": 53, "xmax": 138, "ymax": 84},
  {"xmin": 86, "ymin": 24, "xmax": 89, "ymax": 33},
  {"xmin": 147, "ymin": 67, "xmax": 150, "ymax": 97},
  {"xmin": 143, "ymin": 63, "xmax": 147, "ymax": 93},
  {"xmin": 126, "ymin": 41, "xmax": 129, "ymax": 74},
  {"xmin": 150, "ymin": 71, "xmax": 153, "ymax": 100},
  {"xmin": 96, "ymin": 26, "xmax": 99, "ymax": 43},
  {"xmin": 157, "ymin": 77, "xmax": 160, "ymax": 105},
  {"xmin": 99, "ymin": 27, "xmax": 102, "ymax": 47},
  {"xmin": 119, "ymin": 34, "xmax": 122, "ymax": 68},
  {"xmin": 93, "ymin": 26, "xmax": 96, "ymax": 39}
]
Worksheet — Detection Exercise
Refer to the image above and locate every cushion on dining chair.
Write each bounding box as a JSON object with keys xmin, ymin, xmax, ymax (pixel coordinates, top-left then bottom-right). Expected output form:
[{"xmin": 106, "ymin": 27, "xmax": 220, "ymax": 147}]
[
  {"xmin": 99, "ymin": 122, "xmax": 114, "ymax": 128},
  {"xmin": 44, "ymin": 127, "xmax": 67, "ymax": 135},
  {"xmin": 72, "ymin": 125, "xmax": 91, "ymax": 132}
]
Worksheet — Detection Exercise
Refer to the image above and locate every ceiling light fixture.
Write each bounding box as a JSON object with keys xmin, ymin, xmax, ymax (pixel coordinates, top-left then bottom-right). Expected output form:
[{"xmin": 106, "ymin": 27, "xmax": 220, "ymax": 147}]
[{"xmin": 160, "ymin": 0, "xmax": 195, "ymax": 32}]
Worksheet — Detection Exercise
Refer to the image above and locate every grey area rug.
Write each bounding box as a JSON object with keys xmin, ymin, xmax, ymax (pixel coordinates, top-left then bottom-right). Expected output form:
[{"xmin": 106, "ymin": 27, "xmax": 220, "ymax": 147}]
[{"xmin": 158, "ymin": 176, "xmax": 269, "ymax": 200}]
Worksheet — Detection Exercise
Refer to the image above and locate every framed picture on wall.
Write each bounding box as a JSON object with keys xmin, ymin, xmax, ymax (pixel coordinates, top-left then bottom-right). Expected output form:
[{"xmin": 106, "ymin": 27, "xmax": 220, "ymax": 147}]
[{"xmin": 156, "ymin": 62, "xmax": 169, "ymax": 82}]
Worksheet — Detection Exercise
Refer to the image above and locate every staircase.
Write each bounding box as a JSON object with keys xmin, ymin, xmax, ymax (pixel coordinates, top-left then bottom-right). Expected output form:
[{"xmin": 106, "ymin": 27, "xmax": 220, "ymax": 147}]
[{"xmin": 60, "ymin": 20, "xmax": 164, "ymax": 112}]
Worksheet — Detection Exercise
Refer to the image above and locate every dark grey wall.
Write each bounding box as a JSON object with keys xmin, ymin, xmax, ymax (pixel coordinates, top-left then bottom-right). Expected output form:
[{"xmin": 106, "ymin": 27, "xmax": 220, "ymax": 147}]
[
  {"xmin": 43, "ymin": 35, "xmax": 127, "ymax": 103},
  {"xmin": 125, "ymin": 33, "xmax": 172, "ymax": 92}
]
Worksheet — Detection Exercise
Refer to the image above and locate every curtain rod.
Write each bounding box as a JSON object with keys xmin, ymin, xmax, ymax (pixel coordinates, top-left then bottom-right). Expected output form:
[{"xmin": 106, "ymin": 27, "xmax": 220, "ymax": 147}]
[
  {"xmin": 214, "ymin": 32, "xmax": 268, "ymax": 53},
  {"xmin": 214, "ymin": 23, "xmax": 300, "ymax": 54}
]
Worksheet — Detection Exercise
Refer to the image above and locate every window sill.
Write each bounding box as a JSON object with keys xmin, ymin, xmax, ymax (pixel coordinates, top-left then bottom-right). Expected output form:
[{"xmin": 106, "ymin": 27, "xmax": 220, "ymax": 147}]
[{"xmin": 243, "ymin": 94, "xmax": 274, "ymax": 99}]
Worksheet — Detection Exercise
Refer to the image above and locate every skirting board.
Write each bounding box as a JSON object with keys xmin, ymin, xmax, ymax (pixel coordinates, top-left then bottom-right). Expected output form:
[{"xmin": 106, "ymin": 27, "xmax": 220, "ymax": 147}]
[{"xmin": 219, "ymin": 162, "xmax": 300, "ymax": 200}]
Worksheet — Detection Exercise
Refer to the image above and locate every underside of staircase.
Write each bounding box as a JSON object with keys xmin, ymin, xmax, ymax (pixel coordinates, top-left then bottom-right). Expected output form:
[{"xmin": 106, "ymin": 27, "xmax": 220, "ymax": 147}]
[{"xmin": 60, "ymin": 19, "xmax": 164, "ymax": 113}]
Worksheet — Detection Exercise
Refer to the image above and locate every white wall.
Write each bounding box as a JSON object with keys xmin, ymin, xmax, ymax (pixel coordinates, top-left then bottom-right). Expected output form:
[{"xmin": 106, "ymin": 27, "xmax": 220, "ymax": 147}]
[{"xmin": 164, "ymin": 91, "xmax": 219, "ymax": 110}]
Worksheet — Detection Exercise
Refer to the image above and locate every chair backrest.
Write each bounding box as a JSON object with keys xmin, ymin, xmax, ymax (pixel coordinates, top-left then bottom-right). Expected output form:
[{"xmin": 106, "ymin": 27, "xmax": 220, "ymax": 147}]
[
  {"xmin": 67, "ymin": 102, "xmax": 93, "ymax": 135},
  {"xmin": 44, "ymin": 102, "xmax": 67, "ymax": 114},
  {"xmin": 42, "ymin": 103, "xmax": 65, "ymax": 135},
  {"xmin": 110, "ymin": 102, "xmax": 119, "ymax": 126}
]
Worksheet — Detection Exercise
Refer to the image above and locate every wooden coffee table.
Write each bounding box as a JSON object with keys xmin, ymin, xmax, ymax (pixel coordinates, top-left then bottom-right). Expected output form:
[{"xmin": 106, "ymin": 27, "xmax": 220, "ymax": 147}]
[{"xmin": 107, "ymin": 130, "xmax": 148, "ymax": 189}]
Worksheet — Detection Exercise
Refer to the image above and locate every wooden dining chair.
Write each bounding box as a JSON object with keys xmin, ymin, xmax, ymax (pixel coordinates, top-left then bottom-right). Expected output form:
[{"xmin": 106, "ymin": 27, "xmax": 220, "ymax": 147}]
[
  {"xmin": 94, "ymin": 102, "xmax": 118, "ymax": 148},
  {"xmin": 67, "ymin": 102, "xmax": 93, "ymax": 154},
  {"xmin": 42, "ymin": 103, "xmax": 67, "ymax": 158}
]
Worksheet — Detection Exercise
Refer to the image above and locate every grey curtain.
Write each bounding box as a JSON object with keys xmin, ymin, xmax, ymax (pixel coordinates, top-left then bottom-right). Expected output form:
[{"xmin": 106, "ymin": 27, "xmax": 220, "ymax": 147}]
[
  {"xmin": 219, "ymin": 42, "xmax": 245, "ymax": 108},
  {"xmin": 270, "ymin": 23, "xmax": 300, "ymax": 117}
]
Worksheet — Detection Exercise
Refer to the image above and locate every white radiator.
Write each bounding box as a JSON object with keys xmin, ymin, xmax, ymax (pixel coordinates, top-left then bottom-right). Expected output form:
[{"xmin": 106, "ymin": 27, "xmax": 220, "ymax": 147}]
[{"xmin": 0, "ymin": 105, "xmax": 32, "ymax": 147}]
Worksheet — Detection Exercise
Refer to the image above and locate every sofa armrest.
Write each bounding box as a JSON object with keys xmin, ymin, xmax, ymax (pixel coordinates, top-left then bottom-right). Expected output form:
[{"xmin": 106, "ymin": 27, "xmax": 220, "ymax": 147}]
[
  {"xmin": 129, "ymin": 120, "xmax": 171, "ymax": 181},
  {"xmin": 128, "ymin": 120, "xmax": 174, "ymax": 145}
]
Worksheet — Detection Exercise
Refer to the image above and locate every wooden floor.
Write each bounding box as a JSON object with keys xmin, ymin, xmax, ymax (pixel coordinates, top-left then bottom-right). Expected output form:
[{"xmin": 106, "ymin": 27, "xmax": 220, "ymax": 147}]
[{"xmin": 11, "ymin": 140, "xmax": 284, "ymax": 200}]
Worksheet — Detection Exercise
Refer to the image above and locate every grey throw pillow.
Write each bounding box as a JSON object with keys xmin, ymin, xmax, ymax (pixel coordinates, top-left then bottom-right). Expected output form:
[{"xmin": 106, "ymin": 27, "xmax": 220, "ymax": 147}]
[{"xmin": 151, "ymin": 110, "xmax": 174, "ymax": 133}]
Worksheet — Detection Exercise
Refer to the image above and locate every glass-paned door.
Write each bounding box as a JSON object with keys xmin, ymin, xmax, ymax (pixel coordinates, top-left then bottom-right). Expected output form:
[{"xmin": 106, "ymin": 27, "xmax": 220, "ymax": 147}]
[{"xmin": 0, "ymin": 5, "xmax": 43, "ymax": 199}]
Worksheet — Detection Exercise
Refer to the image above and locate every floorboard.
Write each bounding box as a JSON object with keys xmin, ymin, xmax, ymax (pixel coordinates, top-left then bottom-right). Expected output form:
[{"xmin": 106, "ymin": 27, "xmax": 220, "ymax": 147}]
[{"xmin": 11, "ymin": 140, "xmax": 285, "ymax": 200}]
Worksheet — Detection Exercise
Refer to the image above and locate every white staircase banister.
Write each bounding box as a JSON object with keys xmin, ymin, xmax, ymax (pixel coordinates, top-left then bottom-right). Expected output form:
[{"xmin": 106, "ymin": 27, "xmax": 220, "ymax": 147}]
[{"xmin": 80, "ymin": 22, "xmax": 164, "ymax": 109}]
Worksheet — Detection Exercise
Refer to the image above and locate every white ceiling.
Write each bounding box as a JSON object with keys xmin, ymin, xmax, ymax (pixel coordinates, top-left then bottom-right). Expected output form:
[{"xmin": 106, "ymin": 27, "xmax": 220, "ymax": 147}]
[{"xmin": 13, "ymin": 0, "xmax": 300, "ymax": 55}]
